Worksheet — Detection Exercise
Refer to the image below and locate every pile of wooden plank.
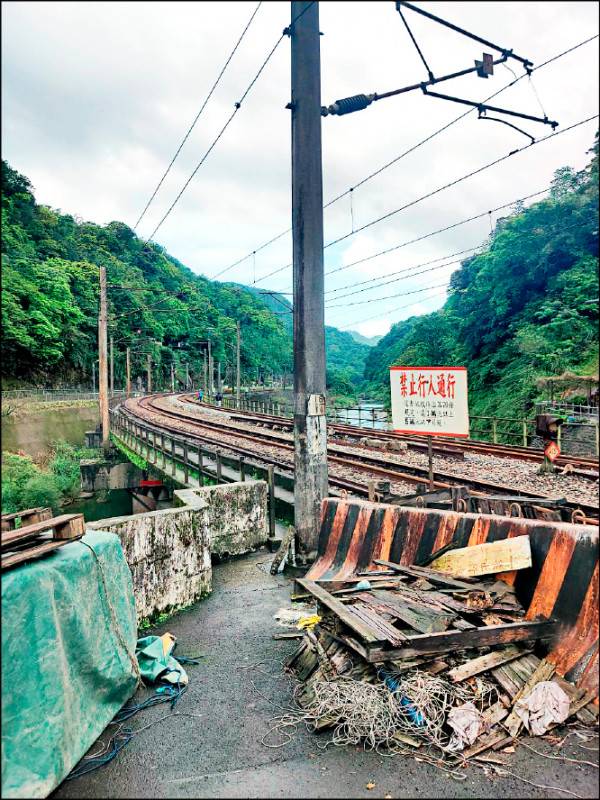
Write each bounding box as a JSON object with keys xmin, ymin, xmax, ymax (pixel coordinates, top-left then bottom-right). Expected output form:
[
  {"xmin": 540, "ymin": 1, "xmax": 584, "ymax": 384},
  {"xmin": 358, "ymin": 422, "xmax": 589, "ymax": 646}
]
[
  {"xmin": 1, "ymin": 511, "xmax": 85, "ymax": 571},
  {"xmin": 286, "ymin": 546, "xmax": 597, "ymax": 758}
]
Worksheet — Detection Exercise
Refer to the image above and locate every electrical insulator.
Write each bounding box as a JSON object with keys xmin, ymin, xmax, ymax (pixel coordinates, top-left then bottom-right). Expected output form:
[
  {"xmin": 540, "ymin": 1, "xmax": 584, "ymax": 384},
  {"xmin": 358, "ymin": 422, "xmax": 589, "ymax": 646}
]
[{"xmin": 322, "ymin": 94, "xmax": 375, "ymax": 117}]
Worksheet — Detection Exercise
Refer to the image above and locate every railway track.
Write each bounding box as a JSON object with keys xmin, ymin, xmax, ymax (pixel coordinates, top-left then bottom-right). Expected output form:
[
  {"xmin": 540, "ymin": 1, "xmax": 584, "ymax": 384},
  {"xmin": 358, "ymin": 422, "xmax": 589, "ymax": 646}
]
[
  {"xmin": 183, "ymin": 395, "xmax": 599, "ymax": 472},
  {"xmin": 120, "ymin": 394, "xmax": 599, "ymax": 520}
]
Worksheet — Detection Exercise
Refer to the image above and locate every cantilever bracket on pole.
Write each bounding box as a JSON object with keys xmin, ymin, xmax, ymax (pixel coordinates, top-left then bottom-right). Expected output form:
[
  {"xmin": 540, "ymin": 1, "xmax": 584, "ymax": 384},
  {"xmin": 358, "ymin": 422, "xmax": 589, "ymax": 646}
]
[
  {"xmin": 478, "ymin": 113, "xmax": 536, "ymax": 144},
  {"xmin": 421, "ymin": 86, "xmax": 559, "ymax": 129},
  {"xmin": 396, "ymin": 1, "xmax": 533, "ymax": 69},
  {"xmin": 321, "ymin": 53, "xmax": 509, "ymax": 116}
]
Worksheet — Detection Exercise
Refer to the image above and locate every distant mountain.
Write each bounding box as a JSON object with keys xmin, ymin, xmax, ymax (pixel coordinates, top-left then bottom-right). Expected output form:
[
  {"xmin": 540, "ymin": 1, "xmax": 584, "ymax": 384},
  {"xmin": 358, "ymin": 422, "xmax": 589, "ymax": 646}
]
[
  {"xmin": 239, "ymin": 285, "xmax": 369, "ymax": 385},
  {"xmin": 348, "ymin": 331, "xmax": 382, "ymax": 347}
]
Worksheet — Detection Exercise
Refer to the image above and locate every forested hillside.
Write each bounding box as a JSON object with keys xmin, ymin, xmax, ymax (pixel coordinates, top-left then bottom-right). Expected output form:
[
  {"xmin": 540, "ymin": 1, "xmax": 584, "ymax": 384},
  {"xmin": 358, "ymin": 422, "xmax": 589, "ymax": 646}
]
[
  {"xmin": 1, "ymin": 162, "xmax": 368, "ymax": 391},
  {"xmin": 232, "ymin": 284, "xmax": 371, "ymax": 390},
  {"xmin": 364, "ymin": 135, "xmax": 599, "ymax": 419}
]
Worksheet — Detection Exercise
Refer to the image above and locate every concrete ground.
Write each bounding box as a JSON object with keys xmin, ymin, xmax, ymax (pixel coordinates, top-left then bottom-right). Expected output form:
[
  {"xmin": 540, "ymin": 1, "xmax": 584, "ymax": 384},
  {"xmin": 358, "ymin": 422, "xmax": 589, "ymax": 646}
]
[{"xmin": 54, "ymin": 552, "xmax": 598, "ymax": 800}]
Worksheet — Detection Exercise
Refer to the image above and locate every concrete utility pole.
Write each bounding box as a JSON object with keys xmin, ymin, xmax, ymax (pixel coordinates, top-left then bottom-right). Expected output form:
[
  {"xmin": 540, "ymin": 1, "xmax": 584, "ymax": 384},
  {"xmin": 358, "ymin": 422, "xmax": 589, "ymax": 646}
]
[
  {"xmin": 291, "ymin": 1, "xmax": 328, "ymax": 562},
  {"xmin": 171, "ymin": 362, "xmax": 175, "ymax": 392},
  {"xmin": 217, "ymin": 361, "xmax": 222, "ymax": 393},
  {"xmin": 98, "ymin": 266, "xmax": 110, "ymax": 448},
  {"xmin": 236, "ymin": 321, "xmax": 241, "ymax": 405},
  {"xmin": 92, "ymin": 361, "xmax": 96, "ymax": 393},
  {"xmin": 146, "ymin": 354, "xmax": 152, "ymax": 394},
  {"xmin": 110, "ymin": 335, "xmax": 114, "ymax": 397},
  {"xmin": 203, "ymin": 351, "xmax": 208, "ymax": 394},
  {"xmin": 126, "ymin": 347, "xmax": 131, "ymax": 398},
  {"xmin": 208, "ymin": 340, "xmax": 213, "ymax": 396}
]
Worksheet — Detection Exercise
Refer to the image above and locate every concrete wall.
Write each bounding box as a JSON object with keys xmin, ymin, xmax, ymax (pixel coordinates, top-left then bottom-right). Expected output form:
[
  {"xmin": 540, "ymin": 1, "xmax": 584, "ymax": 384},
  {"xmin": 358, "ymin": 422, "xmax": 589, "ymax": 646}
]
[
  {"xmin": 173, "ymin": 480, "xmax": 268, "ymax": 558},
  {"xmin": 80, "ymin": 457, "xmax": 144, "ymax": 492},
  {"xmin": 88, "ymin": 479, "xmax": 268, "ymax": 622}
]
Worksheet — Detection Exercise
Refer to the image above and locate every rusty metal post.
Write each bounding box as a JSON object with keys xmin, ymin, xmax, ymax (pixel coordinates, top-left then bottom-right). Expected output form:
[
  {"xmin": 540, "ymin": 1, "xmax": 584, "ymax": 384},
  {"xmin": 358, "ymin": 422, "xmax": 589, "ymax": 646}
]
[
  {"xmin": 98, "ymin": 266, "xmax": 110, "ymax": 448},
  {"xmin": 239, "ymin": 455, "xmax": 245, "ymax": 482},
  {"xmin": 216, "ymin": 450, "xmax": 222, "ymax": 483},
  {"xmin": 267, "ymin": 464, "xmax": 276, "ymax": 539},
  {"xmin": 428, "ymin": 436, "xmax": 434, "ymax": 490}
]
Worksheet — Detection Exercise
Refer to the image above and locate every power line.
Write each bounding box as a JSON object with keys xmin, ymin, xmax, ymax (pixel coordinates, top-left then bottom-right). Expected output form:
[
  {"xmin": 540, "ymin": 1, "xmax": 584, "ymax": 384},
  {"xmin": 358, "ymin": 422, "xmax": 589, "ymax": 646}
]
[
  {"xmin": 322, "ymin": 115, "xmax": 598, "ymax": 251},
  {"xmin": 143, "ymin": 2, "xmax": 316, "ymax": 246},
  {"xmin": 335, "ymin": 288, "xmax": 448, "ymax": 330},
  {"xmin": 325, "ymin": 253, "xmax": 475, "ymax": 305},
  {"xmin": 254, "ymin": 113, "xmax": 597, "ymax": 285},
  {"xmin": 323, "ymin": 186, "xmax": 549, "ymax": 286},
  {"xmin": 335, "ymin": 288, "xmax": 450, "ymax": 330},
  {"xmin": 211, "ymin": 33, "xmax": 598, "ymax": 283},
  {"xmin": 133, "ymin": 2, "xmax": 263, "ymax": 231},
  {"xmin": 325, "ymin": 219, "xmax": 592, "ymax": 307}
]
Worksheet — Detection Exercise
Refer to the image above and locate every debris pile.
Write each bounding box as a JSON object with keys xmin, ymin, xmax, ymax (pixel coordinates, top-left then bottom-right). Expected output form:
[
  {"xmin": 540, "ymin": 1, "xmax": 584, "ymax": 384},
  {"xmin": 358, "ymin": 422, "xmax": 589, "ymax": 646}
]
[{"xmin": 280, "ymin": 539, "xmax": 598, "ymax": 762}]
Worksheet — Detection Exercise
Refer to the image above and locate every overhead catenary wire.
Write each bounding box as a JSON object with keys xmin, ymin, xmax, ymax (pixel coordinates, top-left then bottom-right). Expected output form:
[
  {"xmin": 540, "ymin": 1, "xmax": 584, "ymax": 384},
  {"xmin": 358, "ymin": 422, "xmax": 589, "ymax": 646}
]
[
  {"xmin": 143, "ymin": 2, "xmax": 316, "ymax": 246},
  {"xmin": 211, "ymin": 33, "xmax": 598, "ymax": 283},
  {"xmin": 254, "ymin": 113, "xmax": 598, "ymax": 285},
  {"xmin": 335, "ymin": 288, "xmax": 449, "ymax": 330},
  {"xmin": 133, "ymin": 1, "xmax": 263, "ymax": 231},
  {"xmin": 325, "ymin": 219, "xmax": 592, "ymax": 306},
  {"xmin": 323, "ymin": 185, "xmax": 551, "ymax": 287}
]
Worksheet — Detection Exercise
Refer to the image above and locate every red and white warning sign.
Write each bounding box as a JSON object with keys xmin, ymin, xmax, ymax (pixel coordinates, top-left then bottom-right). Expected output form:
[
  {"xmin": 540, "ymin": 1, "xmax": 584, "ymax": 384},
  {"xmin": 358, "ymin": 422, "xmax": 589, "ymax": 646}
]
[
  {"xmin": 390, "ymin": 366, "xmax": 469, "ymax": 438},
  {"xmin": 544, "ymin": 440, "xmax": 561, "ymax": 462}
]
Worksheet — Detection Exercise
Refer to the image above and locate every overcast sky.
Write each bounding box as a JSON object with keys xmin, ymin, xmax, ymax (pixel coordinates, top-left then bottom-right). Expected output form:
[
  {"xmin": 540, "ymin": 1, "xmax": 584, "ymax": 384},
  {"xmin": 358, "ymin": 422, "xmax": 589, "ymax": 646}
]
[{"xmin": 2, "ymin": 1, "xmax": 598, "ymax": 337}]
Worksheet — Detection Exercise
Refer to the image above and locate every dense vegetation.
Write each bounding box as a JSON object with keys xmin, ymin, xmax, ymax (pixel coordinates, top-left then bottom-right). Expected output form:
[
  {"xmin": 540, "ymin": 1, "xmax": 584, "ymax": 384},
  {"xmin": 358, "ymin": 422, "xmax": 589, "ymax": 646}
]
[
  {"xmin": 2, "ymin": 135, "xmax": 598, "ymax": 418},
  {"xmin": 364, "ymin": 135, "xmax": 599, "ymax": 419},
  {"xmin": 241, "ymin": 284, "xmax": 370, "ymax": 394},
  {"xmin": 1, "ymin": 441, "xmax": 96, "ymax": 514},
  {"xmin": 1, "ymin": 162, "xmax": 368, "ymax": 392},
  {"xmin": 1, "ymin": 161, "xmax": 294, "ymax": 388}
]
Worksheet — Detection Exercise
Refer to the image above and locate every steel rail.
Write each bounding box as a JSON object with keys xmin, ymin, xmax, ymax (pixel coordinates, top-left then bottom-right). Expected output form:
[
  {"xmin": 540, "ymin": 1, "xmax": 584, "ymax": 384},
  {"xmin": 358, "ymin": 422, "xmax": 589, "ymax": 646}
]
[{"xmin": 122, "ymin": 395, "xmax": 599, "ymax": 518}]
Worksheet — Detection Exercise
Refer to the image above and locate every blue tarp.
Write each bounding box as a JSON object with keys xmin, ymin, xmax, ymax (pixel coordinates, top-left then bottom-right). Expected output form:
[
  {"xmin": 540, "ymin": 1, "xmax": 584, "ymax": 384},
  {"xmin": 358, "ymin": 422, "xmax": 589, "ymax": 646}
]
[{"xmin": 1, "ymin": 531, "xmax": 138, "ymax": 798}]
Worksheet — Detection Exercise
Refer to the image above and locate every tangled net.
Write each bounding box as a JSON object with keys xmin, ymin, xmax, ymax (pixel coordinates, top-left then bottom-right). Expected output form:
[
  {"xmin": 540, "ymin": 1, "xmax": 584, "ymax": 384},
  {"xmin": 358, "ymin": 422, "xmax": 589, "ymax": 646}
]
[{"xmin": 262, "ymin": 667, "xmax": 497, "ymax": 762}]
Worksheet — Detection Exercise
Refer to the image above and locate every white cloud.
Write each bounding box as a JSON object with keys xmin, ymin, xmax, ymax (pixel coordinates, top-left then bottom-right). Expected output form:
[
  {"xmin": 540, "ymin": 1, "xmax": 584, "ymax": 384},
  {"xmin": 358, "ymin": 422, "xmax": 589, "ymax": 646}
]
[{"xmin": 1, "ymin": 0, "xmax": 598, "ymax": 330}]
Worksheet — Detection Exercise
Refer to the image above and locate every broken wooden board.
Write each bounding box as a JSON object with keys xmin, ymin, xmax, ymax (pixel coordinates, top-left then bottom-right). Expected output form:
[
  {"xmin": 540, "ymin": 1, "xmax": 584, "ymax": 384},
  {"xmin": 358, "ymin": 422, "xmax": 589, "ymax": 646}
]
[
  {"xmin": 1, "ymin": 538, "xmax": 79, "ymax": 571},
  {"xmin": 429, "ymin": 536, "xmax": 532, "ymax": 579},
  {"xmin": 374, "ymin": 559, "xmax": 484, "ymax": 590},
  {"xmin": 1, "ymin": 513, "xmax": 85, "ymax": 550},
  {"xmin": 368, "ymin": 589, "xmax": 456, "ymax": 634},
  {"xmin": 364, "ymin": 620, "xmax": 559, "ymax": 663},
  {"xmin": 448, "ymin": 645, "xmax": 532, "ymax": 683}
]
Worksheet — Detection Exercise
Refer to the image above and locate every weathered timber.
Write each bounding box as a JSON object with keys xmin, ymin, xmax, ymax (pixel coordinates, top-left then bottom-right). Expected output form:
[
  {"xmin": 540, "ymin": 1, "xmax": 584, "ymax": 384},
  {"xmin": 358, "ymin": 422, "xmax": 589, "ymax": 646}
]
[
  {"xmin": 429, "ymin": 535, "xmax": 532, "ymax": 578},
  {"xmin": 2, "ymin": 538, "xmax": 78, "ymax": 570},
  {"xmin": 368, "ymin": 589, "xmax": 456, "ymax": 634},
  {"xmin": 373, "ymin": 559, "xmax": 484, "ymax": 591},
  {"xmin": 344, "ymin": 602, "xmax": 406, "ymax": 646},
  {"xmin": 1, "ymin": 514, "xmax": 85, "ymax": 549},
  {"xmin": 364, "ymin": 620, "xmax": 559, "ymax": 663},
  {"xmin": 1, "ymin": 507, "xmax": 52, "ymax": 532},
  {"xmin": 448, "ymin": 646, "xmax": 531, "ymax": 682},
  {"xmin": 503, "ymin": 659, "xmax": 556, "ymax": 737},
  {"xmin": 296, "ymin": 579, "xmax": 381, "ymax": 643},
  {"xmin": 462, "ymin": 730, "xmax": 511, "ymax": 759}
]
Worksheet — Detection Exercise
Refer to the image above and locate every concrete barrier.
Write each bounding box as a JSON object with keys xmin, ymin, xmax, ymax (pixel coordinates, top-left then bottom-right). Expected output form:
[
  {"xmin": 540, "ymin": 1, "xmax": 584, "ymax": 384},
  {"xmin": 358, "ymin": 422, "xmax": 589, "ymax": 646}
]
[
  {"xmin": 307, "ymin": 498, "xmax": 598, "ymax": 696},
  {"xmin": 88, "ymin": 480, "xmax": 268, "ymax": 622}
]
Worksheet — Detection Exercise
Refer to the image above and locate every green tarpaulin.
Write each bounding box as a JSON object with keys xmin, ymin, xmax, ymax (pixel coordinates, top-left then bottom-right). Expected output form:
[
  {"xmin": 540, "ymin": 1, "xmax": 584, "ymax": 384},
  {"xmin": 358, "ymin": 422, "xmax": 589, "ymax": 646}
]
[{"xmin": 1, "ymin": 531, "xmax": 138, "ymax": 799}]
